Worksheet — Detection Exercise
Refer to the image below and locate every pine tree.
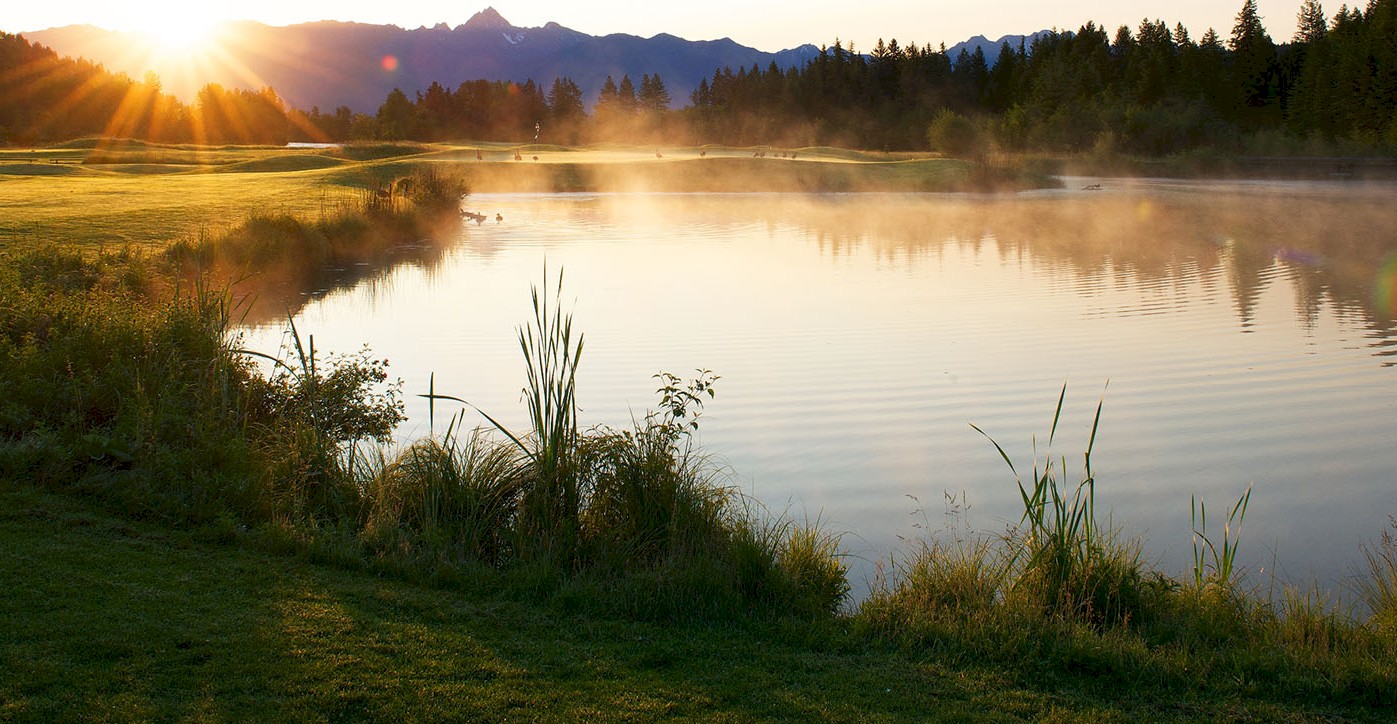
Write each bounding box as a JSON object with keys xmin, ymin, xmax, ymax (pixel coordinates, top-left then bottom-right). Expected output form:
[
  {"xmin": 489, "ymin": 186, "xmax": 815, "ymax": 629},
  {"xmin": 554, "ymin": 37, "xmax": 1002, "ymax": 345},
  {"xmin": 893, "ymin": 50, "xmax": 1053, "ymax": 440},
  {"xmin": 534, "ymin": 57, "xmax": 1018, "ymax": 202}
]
[
  {"xmin": 1173, "ymin": 22, "xmax": 1192, "ymax": 47},
  {"xmin": 547, "ymin": 77, "xmax": 584, "ymax": 121},
  {"xmin": 1296, "ymin": 0, "xmax": 1328, "ymax": 42},
  {"xmin": 596, "ymin": 75, "xmax": 619, "ymax": 114},
  {"xmin": 1229, "ymin": 0, "xmax": 1278, "ymax": 120},
  {"xmin": 638, "ymin": 73, "xmax": 671, "ymax": 113},
  {"xmin": 617, "ymin": 75, "xmax": 638, "ymax": 114},
  {"xmin": 1230, "ymin": 0, "xmax": 1269, "ymax": 53}
]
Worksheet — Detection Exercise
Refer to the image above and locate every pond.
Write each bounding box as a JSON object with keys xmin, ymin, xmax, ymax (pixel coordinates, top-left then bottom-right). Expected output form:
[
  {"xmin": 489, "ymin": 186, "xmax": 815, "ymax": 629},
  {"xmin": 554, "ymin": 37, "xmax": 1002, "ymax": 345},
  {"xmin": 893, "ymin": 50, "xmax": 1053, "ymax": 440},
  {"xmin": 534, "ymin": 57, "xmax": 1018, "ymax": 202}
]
[{"xmin": 240, "ymin": 180, "xmax": 1397, "ymax": 597}]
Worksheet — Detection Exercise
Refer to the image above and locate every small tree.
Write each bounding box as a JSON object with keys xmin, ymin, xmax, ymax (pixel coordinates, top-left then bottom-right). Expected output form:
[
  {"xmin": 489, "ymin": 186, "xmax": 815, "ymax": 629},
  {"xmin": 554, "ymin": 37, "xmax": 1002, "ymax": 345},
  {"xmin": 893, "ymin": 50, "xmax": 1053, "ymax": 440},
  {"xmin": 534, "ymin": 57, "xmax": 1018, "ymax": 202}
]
[
  {"xmin": 927, "ymin": 108, "xmax": 984, "ymax": 157},
  {"xmin": 376, "ymin": 88, "xmax": 418, "ymax": 140}
]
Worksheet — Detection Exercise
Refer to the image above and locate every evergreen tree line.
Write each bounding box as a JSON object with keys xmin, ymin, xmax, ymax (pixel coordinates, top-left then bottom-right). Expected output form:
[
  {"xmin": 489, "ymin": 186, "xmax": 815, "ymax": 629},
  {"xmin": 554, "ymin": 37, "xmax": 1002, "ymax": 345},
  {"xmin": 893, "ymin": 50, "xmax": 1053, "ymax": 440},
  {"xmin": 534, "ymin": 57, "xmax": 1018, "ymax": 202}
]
[
  {"xmin": 300, "ymin": 72, "xmax": 678, "ymax": 145},
  {"xmin": 687, "ymin": 0, "xmax": 1397, "ymax": 153},
  {"xmin": 0, "ymin": 32, "xmax": 294, "ymax": 145},
  {"xmin": 3, "ymin": 0, "xmax": 1394, "ymax": 154}
]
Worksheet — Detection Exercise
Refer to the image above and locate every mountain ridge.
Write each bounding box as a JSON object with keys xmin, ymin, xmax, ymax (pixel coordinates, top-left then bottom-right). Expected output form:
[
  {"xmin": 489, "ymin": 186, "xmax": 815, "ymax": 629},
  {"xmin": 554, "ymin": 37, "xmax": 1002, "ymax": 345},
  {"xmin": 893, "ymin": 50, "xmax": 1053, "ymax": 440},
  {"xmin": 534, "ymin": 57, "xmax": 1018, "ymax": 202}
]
[{"xmin": 21, "ymin": 11, "xmax": 1043, "ymax": 114}]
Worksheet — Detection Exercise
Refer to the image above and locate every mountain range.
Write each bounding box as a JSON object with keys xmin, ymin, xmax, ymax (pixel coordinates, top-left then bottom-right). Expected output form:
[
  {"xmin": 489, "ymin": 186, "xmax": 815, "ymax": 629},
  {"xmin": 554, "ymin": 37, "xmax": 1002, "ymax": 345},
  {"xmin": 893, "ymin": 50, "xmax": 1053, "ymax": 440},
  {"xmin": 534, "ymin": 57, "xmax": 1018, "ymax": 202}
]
[{"xmin": 23, "ymin": 8, "xmax": 1044, "ymax": 114}]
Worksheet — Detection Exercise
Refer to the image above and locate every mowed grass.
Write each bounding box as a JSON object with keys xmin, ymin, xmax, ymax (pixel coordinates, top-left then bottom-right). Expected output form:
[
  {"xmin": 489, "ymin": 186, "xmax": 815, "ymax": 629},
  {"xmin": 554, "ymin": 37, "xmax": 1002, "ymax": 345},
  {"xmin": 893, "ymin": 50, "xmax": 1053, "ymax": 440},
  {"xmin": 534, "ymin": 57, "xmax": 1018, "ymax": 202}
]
[
  {"xmin": 0, "ymin": 164, "xmax": 354, "ymax": 248},
  {"xmin": 0, "ymin": 141, "xmax": 1046, "ymax": 248},
  {"xmin": 1, "ymin": 482, "xmax": 1366, "ymax": 723}
]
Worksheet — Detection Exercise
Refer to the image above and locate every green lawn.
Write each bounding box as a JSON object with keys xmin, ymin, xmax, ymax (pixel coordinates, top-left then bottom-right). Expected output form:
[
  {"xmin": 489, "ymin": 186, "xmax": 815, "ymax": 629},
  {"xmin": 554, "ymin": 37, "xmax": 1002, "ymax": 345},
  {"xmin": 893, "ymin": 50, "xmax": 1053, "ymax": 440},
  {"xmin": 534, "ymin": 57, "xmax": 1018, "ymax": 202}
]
[{"xmin": 1, "ymin": 483, "xmax": 1382, "ymax": 722}]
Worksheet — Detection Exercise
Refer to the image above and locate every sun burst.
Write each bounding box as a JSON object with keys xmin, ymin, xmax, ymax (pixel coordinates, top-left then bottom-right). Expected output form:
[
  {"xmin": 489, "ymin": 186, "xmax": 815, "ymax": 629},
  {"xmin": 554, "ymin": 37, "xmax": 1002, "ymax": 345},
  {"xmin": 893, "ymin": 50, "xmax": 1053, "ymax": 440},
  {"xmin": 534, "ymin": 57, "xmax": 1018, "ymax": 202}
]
[{"xmin": 136, "ymin": 11, "xmax": 224, "ymax": 59}]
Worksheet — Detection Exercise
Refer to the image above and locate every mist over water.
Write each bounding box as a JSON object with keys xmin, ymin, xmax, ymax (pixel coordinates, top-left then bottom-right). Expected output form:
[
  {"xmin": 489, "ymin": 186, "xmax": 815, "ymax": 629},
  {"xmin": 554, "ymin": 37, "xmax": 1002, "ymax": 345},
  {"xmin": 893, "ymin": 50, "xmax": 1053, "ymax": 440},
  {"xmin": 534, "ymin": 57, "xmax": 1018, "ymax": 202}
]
[{"xmin": 241, "ymin": 181, "xmax": 1397, "ymax": 597}]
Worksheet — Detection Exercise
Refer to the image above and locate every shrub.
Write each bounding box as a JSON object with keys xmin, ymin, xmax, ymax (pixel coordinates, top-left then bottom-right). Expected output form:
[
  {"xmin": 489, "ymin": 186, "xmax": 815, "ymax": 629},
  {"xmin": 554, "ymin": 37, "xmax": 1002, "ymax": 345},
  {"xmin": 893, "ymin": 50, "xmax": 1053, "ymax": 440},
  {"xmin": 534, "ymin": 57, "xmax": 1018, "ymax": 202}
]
[{"xmin": 927, "ymin": 109, "xmax": 986, "ymax": 158}]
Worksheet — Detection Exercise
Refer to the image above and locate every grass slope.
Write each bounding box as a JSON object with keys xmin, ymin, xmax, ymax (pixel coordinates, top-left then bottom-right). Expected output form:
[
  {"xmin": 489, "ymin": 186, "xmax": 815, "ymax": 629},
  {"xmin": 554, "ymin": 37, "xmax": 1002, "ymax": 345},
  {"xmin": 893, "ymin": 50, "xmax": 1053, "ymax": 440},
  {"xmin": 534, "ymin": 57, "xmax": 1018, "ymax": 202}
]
[{"xmin": 0, "ymin": 483, "xmax": 1382, "ymax": 722}]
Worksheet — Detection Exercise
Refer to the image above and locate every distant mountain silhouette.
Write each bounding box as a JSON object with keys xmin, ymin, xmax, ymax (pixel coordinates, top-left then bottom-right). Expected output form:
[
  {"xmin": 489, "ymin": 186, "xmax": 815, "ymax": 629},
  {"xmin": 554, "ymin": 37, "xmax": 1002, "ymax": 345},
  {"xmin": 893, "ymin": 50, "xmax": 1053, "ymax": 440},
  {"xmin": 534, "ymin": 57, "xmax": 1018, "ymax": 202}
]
[
  {"xmin": 947, "ymin": 31, "xmax": 1053, "ymax": 66},
  {"xmin": 24, "ymin": 8, "xmax": 822, "ymax": 113}
]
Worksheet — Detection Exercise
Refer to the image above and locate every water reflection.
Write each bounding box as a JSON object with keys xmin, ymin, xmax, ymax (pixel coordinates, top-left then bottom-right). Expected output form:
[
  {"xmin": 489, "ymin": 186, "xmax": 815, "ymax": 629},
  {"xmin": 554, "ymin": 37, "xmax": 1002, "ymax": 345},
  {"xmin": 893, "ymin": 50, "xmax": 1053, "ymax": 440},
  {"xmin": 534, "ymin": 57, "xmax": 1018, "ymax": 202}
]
[
  {"xmin": 233, "ymin": 236, "xmax": 453, "ymax": 324},
  {"xmin": 239, "ymin": 182, "xmax": 1397, "ymax": 597},
  {"xmin": 641, "ymin": 186, "xmax": 1397, "ymax": 350}
]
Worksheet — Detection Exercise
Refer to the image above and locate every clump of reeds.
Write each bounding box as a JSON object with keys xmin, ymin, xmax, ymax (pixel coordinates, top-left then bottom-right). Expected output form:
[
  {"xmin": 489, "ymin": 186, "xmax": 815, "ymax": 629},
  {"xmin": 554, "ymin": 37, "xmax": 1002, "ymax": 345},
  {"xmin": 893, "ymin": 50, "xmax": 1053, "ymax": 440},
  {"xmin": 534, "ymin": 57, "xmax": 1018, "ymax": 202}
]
[
  {"xmin": 864, "ymin": 386, "xmax": 1145, "ymax": 636},
  {"xmin": 1190, "ymin": 484, "xmax": 1252, "ymax": 594},
  {"xmin": 857, "ymin": 386, "xmax": 1397, "ymax": 705},
  {"xmin": 978, "ymin": 386, "xmax": 1146, "ymax": 625},
  {"xmin": 404, "ymin": 268, "xmax": 850, "ymax": 619}
]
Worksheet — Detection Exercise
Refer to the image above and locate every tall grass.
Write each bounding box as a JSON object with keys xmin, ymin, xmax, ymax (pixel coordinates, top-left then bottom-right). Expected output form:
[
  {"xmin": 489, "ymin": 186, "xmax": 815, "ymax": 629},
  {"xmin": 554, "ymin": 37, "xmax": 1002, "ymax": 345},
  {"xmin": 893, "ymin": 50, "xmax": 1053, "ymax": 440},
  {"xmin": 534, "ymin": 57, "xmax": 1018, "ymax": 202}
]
[
  {"xmin": 1357, "ymin": 516, "xmax": 1397, "ymax": 633},
  {"xmin": 968, "ymin": 385, "xmax": 1144, "ymax": 625},
  {"xmin": 858, "ymin": 386, "xmax": 1397, "ymax": 706},
  {"xmin": 0, "ymin": 243, "xmax": 255, "ymax": 519},
  {"xmin": 361, "ymin": 421, "xmax": 523, "ymax": 567},
  {"xmin": 1190, "ymin": 484, "xmax": 1252, "ymax": 592}
]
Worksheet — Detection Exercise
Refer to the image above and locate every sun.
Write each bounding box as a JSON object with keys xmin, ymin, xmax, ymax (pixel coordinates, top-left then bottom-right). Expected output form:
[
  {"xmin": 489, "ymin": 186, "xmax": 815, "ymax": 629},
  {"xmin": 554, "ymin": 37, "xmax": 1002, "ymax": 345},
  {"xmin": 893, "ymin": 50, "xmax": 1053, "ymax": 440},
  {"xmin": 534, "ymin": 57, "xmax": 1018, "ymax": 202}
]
[{"xmin": 137, "ymin": 10, "xmax": 225, "ymax": 56}]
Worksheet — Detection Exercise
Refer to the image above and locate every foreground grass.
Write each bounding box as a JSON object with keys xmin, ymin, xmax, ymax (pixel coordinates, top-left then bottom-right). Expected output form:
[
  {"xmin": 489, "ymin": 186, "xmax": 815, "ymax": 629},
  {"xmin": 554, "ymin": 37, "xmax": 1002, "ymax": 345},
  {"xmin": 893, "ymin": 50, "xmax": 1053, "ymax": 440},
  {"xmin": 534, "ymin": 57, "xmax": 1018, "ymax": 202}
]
[{"xmin": 2, "ymin": 482, "xmax": 1382, "ymax": 723}]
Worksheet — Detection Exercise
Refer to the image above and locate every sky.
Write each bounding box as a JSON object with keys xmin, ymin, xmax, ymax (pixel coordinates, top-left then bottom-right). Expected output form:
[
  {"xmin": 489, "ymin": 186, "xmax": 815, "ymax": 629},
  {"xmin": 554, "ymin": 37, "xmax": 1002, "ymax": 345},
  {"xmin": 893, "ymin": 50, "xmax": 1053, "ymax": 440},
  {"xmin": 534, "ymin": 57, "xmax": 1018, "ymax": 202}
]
[{"xmin": 6, "ymin": 1, "xmax": 1305, "ymax": 53}]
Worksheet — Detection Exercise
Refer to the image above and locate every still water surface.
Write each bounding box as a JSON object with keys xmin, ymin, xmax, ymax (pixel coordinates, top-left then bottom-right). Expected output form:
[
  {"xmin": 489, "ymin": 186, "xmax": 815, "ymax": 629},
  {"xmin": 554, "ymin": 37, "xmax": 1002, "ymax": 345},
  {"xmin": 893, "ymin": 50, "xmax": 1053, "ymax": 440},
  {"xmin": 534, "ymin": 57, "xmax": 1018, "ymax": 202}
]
[{"xmin": 242, "ymin": 181, "xmax": 1397, "ymax": 596}]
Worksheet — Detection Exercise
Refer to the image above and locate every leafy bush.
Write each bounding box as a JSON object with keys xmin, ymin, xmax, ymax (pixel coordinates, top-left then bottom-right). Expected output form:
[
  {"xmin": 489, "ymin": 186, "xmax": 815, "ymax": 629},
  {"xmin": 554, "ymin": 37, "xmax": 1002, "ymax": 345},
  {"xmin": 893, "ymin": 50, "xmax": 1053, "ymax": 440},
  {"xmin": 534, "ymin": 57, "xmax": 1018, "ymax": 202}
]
[{"xmin": 927, "ymin": 109, "xmax": 986, "ymax": 158}]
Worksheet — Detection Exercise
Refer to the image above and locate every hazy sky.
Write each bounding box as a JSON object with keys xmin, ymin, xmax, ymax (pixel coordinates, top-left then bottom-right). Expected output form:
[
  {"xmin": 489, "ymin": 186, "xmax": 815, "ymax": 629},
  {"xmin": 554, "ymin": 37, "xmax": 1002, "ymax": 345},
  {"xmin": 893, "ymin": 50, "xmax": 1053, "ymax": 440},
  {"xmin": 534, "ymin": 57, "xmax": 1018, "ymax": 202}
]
[{"xmin": 8, "ymin": 1, "xmax": 1305, "ymax": 52}]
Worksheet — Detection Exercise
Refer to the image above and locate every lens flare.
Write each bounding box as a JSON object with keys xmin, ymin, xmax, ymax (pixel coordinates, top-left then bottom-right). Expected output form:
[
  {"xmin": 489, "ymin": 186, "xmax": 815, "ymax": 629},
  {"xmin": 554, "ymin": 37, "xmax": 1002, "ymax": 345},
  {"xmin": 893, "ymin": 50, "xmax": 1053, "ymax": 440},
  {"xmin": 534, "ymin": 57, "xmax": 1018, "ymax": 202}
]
[
  {"xmin": 381, "ymin": 55, "xmax": 399, "ymax": 72},
  {"xmin": 1376, "ymin": 254, "xmax": 1397, "ymax": 318}
]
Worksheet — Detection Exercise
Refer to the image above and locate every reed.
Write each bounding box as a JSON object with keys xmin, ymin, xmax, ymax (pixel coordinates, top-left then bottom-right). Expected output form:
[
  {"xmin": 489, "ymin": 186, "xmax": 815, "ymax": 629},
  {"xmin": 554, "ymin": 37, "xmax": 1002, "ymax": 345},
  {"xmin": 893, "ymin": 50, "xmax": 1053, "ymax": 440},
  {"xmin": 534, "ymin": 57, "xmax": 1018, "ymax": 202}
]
[
  {"xmin": 971, "ymin": 385, "xmax": 1144, "ymax": 625},
  {"xmin": 1190, "ymin": 484, "xmax": 1252, "ymax": 593},
  {"xmin": 423, "ymin": 268, "xmax": 586, "ymax": 563}
]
